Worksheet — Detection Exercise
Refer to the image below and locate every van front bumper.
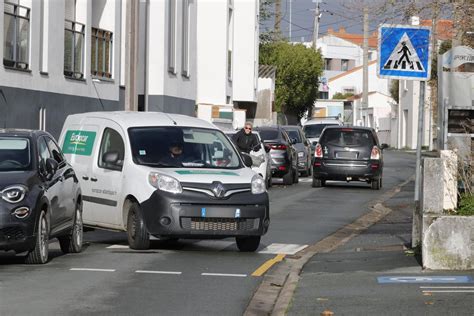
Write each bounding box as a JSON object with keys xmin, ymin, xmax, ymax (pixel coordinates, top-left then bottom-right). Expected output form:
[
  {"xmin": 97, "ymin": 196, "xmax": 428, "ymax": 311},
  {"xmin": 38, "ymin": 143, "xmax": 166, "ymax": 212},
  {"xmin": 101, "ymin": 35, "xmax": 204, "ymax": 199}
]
[{"xmin": 140, "ymin": 187, "xmax": 270, "ymax": 238}]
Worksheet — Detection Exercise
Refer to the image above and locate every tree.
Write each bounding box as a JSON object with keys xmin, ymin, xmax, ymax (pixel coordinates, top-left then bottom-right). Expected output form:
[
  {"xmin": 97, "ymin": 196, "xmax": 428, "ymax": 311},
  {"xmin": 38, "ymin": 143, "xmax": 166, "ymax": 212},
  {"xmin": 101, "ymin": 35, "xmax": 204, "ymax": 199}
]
[
  {"xmin": 332, "ymin": 92, "xmax": 354, "ymax": 100},
  {"xmin": 389, "ymin": 80, "xmax": 399, "ymax": 103},
  {"xmin": 260, "ymin": 41, "xmax": 323, "ymax": 122}
]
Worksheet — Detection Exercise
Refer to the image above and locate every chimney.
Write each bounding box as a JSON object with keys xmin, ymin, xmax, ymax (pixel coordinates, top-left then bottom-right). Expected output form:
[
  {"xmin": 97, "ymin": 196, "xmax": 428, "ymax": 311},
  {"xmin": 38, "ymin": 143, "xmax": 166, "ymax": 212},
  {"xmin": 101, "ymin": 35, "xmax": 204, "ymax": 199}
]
[
  {"xmin": 327, "ymin": 27, "xmax": 334, "ymax": 34},
  {"xmin": 339, "ymin": 27, "xmax": 346, "ymax": 33}
]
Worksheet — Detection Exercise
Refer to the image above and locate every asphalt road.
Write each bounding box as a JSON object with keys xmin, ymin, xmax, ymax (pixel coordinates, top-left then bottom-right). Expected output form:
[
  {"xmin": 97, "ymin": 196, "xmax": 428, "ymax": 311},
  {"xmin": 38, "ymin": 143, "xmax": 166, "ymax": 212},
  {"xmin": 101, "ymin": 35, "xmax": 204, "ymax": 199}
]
[{"xmin": 0, "ymin": 150, "xmax": 415, "ymax": 316}]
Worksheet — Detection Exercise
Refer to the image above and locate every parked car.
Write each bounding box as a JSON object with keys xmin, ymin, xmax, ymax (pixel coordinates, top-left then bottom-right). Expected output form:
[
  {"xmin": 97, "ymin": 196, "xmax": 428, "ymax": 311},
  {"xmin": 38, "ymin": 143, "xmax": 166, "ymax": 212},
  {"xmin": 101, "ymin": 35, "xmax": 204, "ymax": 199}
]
[
  {"xmin": 0, "ymin": 130, "xmax": 83, "ymax": 264},
  {"xmin": 312, "ymin": 126, "xmax": 388, "ymax": 190},
  {"xmin": 283, "ymin": 125, "xmax": 312, "ymax": 177},
  {"xmin": 303, "ymin": 117, "xmax": 344, "ymax": 150},
  {"xmin": 59, "ymin": 112, "xmax": 269, "ymax": 252},
  {"xmin": 225, "ymin": 130, "xmax": 272, "ymax": 189},
  {"xmin": 254, "ymin": 126, "xmax": 298, "ymax": 185}
]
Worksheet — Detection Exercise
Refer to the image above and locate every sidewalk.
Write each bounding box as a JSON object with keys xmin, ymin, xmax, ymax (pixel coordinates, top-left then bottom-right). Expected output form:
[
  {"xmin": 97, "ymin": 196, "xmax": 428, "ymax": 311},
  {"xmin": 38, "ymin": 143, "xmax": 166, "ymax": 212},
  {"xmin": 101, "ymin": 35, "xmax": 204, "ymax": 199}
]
[{"xmin": 287, "ymin": 181, "xmax": 474, "ymax": 316}]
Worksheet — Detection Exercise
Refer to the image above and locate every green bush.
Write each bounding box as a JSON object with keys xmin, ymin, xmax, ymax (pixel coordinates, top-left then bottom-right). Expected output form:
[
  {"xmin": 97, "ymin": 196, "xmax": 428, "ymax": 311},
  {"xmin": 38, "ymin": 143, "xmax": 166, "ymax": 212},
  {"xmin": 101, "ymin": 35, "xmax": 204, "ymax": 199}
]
[{"xmin": 457, "ymin": 193, "xmax": 474, "ymax": 216}]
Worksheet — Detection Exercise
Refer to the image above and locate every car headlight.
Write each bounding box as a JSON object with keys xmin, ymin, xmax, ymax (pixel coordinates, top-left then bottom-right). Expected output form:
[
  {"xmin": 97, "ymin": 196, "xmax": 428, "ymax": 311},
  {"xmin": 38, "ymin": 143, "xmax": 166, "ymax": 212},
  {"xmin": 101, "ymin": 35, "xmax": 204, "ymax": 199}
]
[
  {"xmin": 148, "ymin": 172, "xmax": 182, "ymax": 194},
  {"xmin": 251, "ymin": 174, "xmax": 266, "ymax": 194},
  {"xmin": 298, "ymin": 152, "xmax": 304, "ymax": 158},
  {"xmin": 1, "ymin": 185, "xmax": 27, "ymax": 203}
]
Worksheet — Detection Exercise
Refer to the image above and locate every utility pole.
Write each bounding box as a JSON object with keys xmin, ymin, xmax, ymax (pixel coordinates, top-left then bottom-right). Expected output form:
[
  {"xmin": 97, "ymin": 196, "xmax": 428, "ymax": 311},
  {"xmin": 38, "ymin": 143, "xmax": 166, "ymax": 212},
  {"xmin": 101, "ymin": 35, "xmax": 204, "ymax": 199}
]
[
  {"xmin": 275, "ymin": 0, "xmax": 281, "ymax": 36},
  {"xmin": 312, "ymin": 0, "xmax": 321, "ymax": 49},
  {"xmin": 289, "ymin": 0, "xmax": 292, "ymax": 40},
  {"xmin": 361, "ymin": 6, "xmax": 369, "ymax": 126},
  {"xmin": 125, "ymin": 0, "xmax": 139, "ymax": 111}
]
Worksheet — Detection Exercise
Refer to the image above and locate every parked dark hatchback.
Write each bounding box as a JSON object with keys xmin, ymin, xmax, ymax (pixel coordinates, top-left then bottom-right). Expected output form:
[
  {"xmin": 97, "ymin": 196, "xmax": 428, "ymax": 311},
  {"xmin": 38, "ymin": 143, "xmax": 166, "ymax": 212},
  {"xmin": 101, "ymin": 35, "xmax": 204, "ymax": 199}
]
[
  {"xmin": 312, "ymin": 126, "xmax": 388, "ymax": 190},
  {"xmin": 283, "ymin": 125, "xmax": 312, "ymax": 177},
  {"xmin": 0, "ymin": 129, "xmax": 83, "ymax": 263},
  {"xmin": 254, "ymin": 126, "xmax": 298, "ymax": 185}
]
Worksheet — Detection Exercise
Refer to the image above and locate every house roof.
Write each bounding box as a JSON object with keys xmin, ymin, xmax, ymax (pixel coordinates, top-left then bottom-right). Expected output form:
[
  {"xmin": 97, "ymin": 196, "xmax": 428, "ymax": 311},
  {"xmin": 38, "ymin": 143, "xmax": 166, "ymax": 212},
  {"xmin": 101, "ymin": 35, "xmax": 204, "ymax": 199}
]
[
  {"xmin": 347, "ymin": 91, "xmax": 381, "ymax": 101},
  {"xmin": 420, "ymin": 19, "xmax": 454, "ymax": 41},
  {"xmin": 327, "ymin": 27, "xmax": 378, "ymax": 48},
  {"xmin": 328, "ymin": 60, "xmax": 377, "ymax": 82},
  {"xmin": 259, "ymin": 65, "xmax": 276, "ymax": 78}
]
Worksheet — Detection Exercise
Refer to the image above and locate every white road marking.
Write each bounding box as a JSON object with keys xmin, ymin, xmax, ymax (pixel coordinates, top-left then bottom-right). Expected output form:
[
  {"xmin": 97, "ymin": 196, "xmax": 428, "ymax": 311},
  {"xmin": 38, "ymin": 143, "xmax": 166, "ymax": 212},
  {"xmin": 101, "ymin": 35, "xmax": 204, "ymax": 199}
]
[
  {"xmin": 420, "ymin": 286, "xmax": 474, "ymax": 289},
  {"xmin": 258, "ymin": 243, "xmax": 308, "ymax": 255},
  {"xmin": 298, "ymin": 178, "xmax": 313, "ymax": 183},
  {"xmin": 201, "ymin": 273, "xmax": 247, "ymax": 277},
  {"xmin": 135, "ymin": 270, "xmax": 182, "ymax": 275},
  {"xmin": 70, "ymin": 268, "xmax": 116, "ymax": 272},
  {"xmin": 107, "ymin": 244, "xmax": 129, "ymax": 249},
  {"xmin": 422, "ymin": 290, "xmax": 474, "ymax": 293}
]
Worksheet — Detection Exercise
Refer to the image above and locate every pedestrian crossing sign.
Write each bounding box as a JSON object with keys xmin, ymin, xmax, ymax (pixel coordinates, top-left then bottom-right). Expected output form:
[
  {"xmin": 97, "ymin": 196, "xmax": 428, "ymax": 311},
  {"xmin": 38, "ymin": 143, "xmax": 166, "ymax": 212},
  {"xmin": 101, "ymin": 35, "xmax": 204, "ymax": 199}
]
[{"xmin": 378, "ymin": 24, "xmax": 432, "ymax": 80}]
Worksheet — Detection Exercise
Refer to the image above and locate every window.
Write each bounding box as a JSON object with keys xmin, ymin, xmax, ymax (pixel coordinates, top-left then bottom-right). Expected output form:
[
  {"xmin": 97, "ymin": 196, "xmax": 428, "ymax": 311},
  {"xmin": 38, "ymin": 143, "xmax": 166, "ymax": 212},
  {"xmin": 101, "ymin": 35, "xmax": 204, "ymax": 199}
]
[
  {"xmin": 98, "ymin": 128, "xmax": 125, "ymax": 171},
  {"xmin": 3, "ymin": 1, "xmax": 30, "ymax": 70},
  {"xmin": 227, "ymin": 3, "xmax": 233, "ymax": 81},
  {"xmin": 341, "ymin": 59, "xmax": 349, "ymax": 71},
  {"xmin": 318, "ymin": 91, "xmax": 329, "ymax": 99},
  {"xmin": 167, "ymin": 0, "xmax": 176, "ymax": 74},
  {"xmin": 45, "ymin": 137, "xmax": 65, "ymax": 165},
  {"xmin": 91, "ymin": 28, "xmax": 112, "ymax": 78},
  {"xmin": 37, "ymin": 137, "xmax": 51, "ymax": 172},
  {"xmin": 64, "ymin": 0, "xmax": 84, "ymax": 79},
  {"xmin": 181, "ymin": 0, "xmax": 190, "ymax": 77},
  {"xmin": 324, "ymin": 58, "xmax": 331, "ymax": 70}
]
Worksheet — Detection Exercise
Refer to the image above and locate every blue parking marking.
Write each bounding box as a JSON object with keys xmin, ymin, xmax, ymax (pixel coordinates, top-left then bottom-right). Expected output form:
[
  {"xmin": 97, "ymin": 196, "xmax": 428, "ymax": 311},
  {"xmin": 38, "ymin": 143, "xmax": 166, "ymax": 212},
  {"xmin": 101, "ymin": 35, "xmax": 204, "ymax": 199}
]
[{"xmin": 377, "ymin": 276, "xmax": 473, "ymax": 284}]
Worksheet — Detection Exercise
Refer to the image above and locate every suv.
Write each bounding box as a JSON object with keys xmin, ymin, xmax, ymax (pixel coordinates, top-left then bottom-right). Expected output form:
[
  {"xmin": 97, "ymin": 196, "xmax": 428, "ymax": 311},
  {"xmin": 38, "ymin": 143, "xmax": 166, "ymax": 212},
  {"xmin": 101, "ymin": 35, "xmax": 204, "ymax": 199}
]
[
  {"xmin": 254, "ymin": 126, "xmax": 298, "ymax": 185},
  {"xmin": 312, "ymin": 126, "xmax": 388, "ymax": 190},
  {"xmin": 0, "ymin": 130, "xmax": 83, "ymax": 263},
  {"xmin": 282, "ymin": 125, "xmax": 312, "ymax": 177}
]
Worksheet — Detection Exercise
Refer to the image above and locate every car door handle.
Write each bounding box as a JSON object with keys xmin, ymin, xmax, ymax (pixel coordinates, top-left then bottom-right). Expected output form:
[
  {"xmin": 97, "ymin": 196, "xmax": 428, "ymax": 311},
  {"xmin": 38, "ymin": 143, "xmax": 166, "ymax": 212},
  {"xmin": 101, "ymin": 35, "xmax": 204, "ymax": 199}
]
[
  {"xmin": 90, "ymin": 177, "xmax": 98, "ymax": 182},
  {"xmin": 82, "ymin": 175, "xmax": 89, "ymax": 181}
]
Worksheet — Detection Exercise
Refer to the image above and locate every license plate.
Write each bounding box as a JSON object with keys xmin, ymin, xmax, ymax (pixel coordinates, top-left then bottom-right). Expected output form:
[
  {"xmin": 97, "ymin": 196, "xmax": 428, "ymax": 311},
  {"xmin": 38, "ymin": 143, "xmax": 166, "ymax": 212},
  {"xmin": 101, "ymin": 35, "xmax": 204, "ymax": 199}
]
[{"xmin": 336, "ymin": 151, "xmax": 358, "ymax": 159}]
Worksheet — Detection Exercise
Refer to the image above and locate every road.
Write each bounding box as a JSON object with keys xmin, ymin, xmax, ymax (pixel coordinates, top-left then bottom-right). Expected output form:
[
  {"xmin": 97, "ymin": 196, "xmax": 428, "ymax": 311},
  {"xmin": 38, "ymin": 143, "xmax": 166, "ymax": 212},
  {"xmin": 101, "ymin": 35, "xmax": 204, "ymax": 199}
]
[{"xmin": 0, "ymin": 151, "xmax": 415, "ymax": 316}]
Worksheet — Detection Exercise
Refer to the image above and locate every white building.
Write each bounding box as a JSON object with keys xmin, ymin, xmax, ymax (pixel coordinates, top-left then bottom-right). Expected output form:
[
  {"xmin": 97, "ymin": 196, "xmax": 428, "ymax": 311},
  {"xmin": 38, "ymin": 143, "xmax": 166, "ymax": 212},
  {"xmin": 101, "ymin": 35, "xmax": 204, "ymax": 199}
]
[{"xmin": 0, "ymin": 0, "xmax": 122, "ymax": 138}]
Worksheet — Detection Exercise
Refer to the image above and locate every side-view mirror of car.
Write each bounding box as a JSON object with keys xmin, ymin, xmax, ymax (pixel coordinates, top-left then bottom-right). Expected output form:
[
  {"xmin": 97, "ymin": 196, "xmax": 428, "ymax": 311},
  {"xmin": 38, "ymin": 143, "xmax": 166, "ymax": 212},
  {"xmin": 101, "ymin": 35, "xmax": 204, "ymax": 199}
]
[
  {"xmin": 45, "ymin": 158, "xmax": 59, "ymax": 180},
  {"xmin": 240, "ymin": 153, "xmax": 253, "ymax": 168},
  {"xmin": 291, "ymin": 138, "xmax": 298, "ymax": 145},
  {"xmin": 381, "ymin": 143, "xmax": 389, "ymax": 150}
]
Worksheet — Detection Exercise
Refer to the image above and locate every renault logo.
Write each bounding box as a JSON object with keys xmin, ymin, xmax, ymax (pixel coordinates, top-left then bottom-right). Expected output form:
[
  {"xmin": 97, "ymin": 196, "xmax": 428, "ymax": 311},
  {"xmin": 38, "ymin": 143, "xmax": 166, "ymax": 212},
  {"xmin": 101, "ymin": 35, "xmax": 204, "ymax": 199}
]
[{"xmin": 211, "ymin": 182, "xmax": 226, "ymax": 198}]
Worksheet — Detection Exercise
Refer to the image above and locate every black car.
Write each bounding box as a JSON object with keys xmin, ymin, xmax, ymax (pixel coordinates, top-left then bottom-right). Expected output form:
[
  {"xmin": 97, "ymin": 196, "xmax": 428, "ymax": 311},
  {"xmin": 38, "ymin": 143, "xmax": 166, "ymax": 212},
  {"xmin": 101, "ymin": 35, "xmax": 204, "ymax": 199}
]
[
  {"xmin": 312, "ymin": 126, "xmax": 388, "ymax": 190},
  {"xmin": 0, "ymin": 130, "xmax": 83, "ymax": 263},
  {"xmin": 283, "ymin": 125, "xmax": 312, "ymax": 177},
  {"xmin": 255, "ymin": 126, "xmax": 298, "ymax": 185}
]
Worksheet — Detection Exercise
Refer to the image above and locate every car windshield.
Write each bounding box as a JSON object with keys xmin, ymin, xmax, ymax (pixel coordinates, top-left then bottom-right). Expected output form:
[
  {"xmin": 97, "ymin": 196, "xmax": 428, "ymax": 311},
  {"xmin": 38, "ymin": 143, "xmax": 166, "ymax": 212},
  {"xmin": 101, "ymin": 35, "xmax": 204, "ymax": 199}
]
[
  {"xmin": 286, "ymin": 130, "xmax": 301, "ymax": 143},
  {"xmin": 0, "ymin": 137, "xmax": 31, "ymax": 171},
  {"xmin": 258, "ymin": 129, "xmax": 279, "ymax": 140},
  {"xmin": 303, "ymin": 124, "xmax": 337, "ymax": 138},
  {"xmin": 128, "ymin": 127, "xmax": 242, "ymax": 169},
  {"xmin": 320, "ymin": 129, "xmax": 375, "ymax": 147}
]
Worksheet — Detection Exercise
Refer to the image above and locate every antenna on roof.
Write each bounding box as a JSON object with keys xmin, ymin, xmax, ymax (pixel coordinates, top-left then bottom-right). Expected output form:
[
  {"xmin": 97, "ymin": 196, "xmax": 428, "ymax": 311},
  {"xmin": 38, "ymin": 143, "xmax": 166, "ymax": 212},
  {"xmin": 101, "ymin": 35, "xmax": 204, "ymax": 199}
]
[{"xmin": 165, "ymin": 113, "xmax": 178, "ymax": 125}]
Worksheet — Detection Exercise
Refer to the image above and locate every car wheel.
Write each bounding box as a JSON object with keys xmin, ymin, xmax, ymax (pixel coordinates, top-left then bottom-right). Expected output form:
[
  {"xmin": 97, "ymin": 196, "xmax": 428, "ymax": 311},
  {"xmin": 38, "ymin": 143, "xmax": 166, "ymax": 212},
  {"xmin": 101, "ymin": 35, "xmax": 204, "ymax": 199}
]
[
  {"xmin": 371, "ymin": 178, "xmax": 381, "ymax": 190},
  {"xmin": 58, "ymin": 203, "xmax": 83, "ymax": 253},
  {"xmin": 127, "ymin": 202, "xmax": 150, "ymax": 250},
  {"xmin": 25, "ymin": 210, "xmax": 49, "ymax": 264},
  {"xmin": 236, "ymin": 236, "xmax": 260, "ymax": 252},
  {"xmin": 283, "ymin": 169, "xmax": 293, "ymax": 185},
  {"xmin": 293, "ymin": 168, "xmax": 299, "ymax": 184},
  {"xmin": 312, "ymin": 178, "xmax": 322, "ymax": 188}
]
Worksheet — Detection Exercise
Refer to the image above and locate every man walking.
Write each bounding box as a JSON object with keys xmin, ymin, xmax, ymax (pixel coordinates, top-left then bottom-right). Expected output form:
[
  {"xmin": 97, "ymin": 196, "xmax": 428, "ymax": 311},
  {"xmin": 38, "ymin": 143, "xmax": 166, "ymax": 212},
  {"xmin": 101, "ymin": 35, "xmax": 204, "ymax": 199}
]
[{"xmin": 232, "ymin": 122, "xmax": 259, "ymax": 153}]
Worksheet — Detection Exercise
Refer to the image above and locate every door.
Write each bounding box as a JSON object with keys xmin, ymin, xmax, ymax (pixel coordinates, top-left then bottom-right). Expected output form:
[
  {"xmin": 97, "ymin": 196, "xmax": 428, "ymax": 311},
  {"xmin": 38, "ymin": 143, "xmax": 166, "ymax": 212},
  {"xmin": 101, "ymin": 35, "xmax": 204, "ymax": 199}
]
[{"xmin": 88, "ymin": 120, "xmax": 125, "ymax": 229}]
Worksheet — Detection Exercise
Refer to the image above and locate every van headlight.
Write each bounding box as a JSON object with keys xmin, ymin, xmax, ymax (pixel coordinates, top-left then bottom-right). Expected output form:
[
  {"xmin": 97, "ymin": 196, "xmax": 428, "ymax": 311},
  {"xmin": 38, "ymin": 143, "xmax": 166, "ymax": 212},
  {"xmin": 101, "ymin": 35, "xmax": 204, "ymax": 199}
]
[
  {"xmin": 148, "ymin": 172, "xmax": 182, "ymax": 194},
  {"xmin": 1, "ymin": 185, "xmax": 27, "ymax": 203},
  {"xmin": 251, "ymin": 175, "xmax": 266, "ymax": 194}
]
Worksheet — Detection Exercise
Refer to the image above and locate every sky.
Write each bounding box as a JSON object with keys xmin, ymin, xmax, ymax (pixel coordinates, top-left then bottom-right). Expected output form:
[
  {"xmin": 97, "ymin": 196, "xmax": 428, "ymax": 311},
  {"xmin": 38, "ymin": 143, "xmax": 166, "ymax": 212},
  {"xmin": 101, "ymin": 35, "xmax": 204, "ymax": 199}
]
[{"xmin": 262, "ymin": 0, "xmax": 454, "ymax": 42}]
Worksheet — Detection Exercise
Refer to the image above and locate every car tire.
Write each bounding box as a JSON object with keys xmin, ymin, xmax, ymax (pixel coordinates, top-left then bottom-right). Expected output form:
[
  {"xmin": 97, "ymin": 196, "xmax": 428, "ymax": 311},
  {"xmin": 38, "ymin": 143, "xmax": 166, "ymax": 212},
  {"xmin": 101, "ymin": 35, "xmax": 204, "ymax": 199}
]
[
  {"xmin": 127, "ymin": 202, "xmax": 150, "ymax": 250},
  {"xmin": 312, "ymin": 178, "xmax": 322, "ymax": 188},
  {"xmin": 283, "ymin": 169, "xmax": 293, "ymax": 185},
  {"xmin": 293, "ymin": 168, "xmax": 299, "ymax": 184},
  {"xmin": 25, "ymin": 210, "xmax": 49, "ymax": 264},
  {"xmin": 236, "ymin": 236, "xmax": 260, "ymax": 252},
  {"xmin": 58, "ymin": 203, "xmax": 83, "ymax": 254},
  {"xmin": 371, "ymin": 178, "xmax": 381, "ymax": 190}
]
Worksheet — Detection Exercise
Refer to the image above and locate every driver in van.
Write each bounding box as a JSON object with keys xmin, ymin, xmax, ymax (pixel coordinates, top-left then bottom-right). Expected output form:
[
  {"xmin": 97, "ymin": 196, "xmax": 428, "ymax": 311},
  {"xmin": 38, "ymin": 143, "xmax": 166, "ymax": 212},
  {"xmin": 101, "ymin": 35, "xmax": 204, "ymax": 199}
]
[{"xmin": 160, "ymin": 141, "xmax": 185, "ymax": 166}]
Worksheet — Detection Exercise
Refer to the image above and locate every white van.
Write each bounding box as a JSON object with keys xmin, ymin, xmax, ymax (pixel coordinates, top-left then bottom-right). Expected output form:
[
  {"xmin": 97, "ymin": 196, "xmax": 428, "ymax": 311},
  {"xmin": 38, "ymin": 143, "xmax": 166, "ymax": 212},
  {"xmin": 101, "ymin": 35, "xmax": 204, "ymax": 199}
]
[{"xmin": 59, "ymin": 112, "xmax": 269, "ymax": 252}]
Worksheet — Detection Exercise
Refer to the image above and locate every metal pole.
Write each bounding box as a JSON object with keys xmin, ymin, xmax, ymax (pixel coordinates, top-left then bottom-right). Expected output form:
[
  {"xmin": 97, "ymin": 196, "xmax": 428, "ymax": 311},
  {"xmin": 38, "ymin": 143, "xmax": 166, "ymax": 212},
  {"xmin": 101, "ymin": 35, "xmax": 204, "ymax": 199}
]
[
  {"xmin": 289, "ymin": 0, "xmax": 292, "ymax": 40},
  {"xmin": 413, "ymin": 80, "xmax": 425, "ymax": 247},
  {"xmin": 124, "ymin": 0, "xmax": 138, "ymax": 112},
  {"xmin": 312, "ymin": 0, "xmax": 320, "ymax": 49},
  {"xmin": 362, "ymin": 7, "xmax": 369, "ymax": 126}
]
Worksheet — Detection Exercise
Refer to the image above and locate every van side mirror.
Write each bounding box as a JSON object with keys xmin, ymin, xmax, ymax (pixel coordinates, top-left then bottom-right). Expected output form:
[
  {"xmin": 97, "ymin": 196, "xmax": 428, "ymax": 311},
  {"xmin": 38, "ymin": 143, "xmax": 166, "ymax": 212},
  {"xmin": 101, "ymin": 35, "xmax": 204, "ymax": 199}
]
[{"xmin": 240, "ymin": 153, "xmax": 253, "ymax": 167}]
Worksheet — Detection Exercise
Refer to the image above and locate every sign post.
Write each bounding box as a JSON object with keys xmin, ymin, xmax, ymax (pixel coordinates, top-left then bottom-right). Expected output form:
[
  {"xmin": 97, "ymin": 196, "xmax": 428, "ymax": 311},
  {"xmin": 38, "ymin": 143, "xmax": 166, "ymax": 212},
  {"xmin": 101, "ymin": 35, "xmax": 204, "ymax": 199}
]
[{"xmin": 377, "ymin": 24, "xmax": 432, "ymax": 247}]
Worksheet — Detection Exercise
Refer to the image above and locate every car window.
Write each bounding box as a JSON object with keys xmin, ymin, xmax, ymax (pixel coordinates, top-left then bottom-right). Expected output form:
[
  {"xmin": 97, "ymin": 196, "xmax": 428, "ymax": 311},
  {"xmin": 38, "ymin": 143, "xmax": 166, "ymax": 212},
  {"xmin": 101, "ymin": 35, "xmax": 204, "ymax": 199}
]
[
  {"xmin": 258, "ymin": 129, "xmax": 279, "ymax": 140},
  {"xmin": 303, "ymin": 124, "xmax": 338, "ymax": 138},
  {"xmin": 286, "ymin": 130, "xmax": 301, "ymax": 143},
  {"xmin": 0, "ymin": 137, "xmax": 31, "ymax": 171},
  {"xmin": 98, "ymin": 128, "xmax": 125, "ymax": 171},
  {"xmin": 320, "ymin": 129, "xmax": 375, "ymax": 147},
  {"xmin": 45, "ymin": 136, "xmax": 65, "ymax": 165},
  {"xmin": 38, "ymin": 137, "xmax": 52, "ymax": 162}
]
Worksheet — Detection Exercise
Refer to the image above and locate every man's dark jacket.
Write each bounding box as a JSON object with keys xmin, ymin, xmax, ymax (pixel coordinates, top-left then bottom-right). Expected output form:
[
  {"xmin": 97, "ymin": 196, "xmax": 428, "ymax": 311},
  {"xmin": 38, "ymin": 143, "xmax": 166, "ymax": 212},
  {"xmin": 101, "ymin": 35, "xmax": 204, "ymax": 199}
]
[{"xmin": 232, "ymin": 129, "xmax": 259, "ymax": 153}]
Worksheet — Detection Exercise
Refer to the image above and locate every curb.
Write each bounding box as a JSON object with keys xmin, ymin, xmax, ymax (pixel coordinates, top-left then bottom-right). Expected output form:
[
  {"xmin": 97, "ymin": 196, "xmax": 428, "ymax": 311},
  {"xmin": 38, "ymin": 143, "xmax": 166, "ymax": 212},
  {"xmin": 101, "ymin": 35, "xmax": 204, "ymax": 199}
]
[{"xmin": 244, "ymin": 176, "xmax": 415, "ymax": 316}]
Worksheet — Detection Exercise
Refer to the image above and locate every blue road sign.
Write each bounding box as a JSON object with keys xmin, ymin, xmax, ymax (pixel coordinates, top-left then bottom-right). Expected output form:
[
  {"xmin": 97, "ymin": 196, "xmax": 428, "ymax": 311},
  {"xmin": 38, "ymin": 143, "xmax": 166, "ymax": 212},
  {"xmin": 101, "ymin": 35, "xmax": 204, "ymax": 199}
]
[
  {"xmin": 377, "ymin": 24, "xmax": 432, "ymax": 80},
  {"xmin": 377, "ymin": 276, "xmax": 473, "ymax": 284}
]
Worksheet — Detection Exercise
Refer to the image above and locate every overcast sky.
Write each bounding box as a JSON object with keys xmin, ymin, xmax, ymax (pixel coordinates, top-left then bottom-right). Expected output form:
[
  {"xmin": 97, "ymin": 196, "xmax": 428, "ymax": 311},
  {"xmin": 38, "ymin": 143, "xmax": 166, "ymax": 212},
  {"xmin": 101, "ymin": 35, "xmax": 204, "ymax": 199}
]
[{"xmin": 262, "ymin": 0, "xmax": 454, "ymax": 42}]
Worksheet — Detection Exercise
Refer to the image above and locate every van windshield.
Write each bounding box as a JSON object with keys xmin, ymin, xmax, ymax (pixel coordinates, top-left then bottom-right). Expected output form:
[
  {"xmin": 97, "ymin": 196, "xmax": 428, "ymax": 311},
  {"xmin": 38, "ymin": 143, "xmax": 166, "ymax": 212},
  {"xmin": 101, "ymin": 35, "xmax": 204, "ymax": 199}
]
[
  {"xmin": 0, "ymin": 138, "xmax": 31, "ymax": 171},
  {"xmin": 303, "ymin": 124, "xmax": 337, "ymax": 138},
  {"xmin": 128, "ymin": 127, "xmax": 242, "ymax": 169}
]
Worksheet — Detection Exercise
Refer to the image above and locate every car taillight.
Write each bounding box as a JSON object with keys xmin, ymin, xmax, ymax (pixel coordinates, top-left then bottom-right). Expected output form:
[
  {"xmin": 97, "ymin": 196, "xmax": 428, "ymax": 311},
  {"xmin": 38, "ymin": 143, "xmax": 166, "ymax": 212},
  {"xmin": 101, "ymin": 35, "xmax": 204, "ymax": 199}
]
[
  {"xmin": 370, "ymin": 146, "xmax": 380, "ymax": 160},
  {"xmin": 270, "ymin": 144, "xmax": 287, "ymax": 150},
  {"xmin": 314, "ymin": 144, "xmax": 323, "ymax": 158}
]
